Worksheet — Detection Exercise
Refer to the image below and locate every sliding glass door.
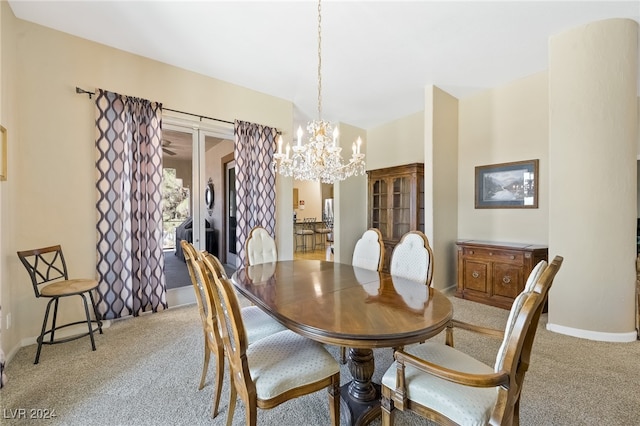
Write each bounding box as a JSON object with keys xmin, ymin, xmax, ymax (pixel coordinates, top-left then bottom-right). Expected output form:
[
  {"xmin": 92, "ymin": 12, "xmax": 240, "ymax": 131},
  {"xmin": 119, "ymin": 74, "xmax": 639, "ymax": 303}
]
[{"xmin": 162, "ymin": 115, "xmax": 234, "ymax": 288}]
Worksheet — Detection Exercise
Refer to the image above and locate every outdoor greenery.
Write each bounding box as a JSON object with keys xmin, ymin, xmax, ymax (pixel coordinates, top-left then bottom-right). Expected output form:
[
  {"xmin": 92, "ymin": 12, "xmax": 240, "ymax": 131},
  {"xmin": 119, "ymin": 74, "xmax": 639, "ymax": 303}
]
[{"xmin": 162, "ymin": 168, "xmax": 190, "ymax": 249}]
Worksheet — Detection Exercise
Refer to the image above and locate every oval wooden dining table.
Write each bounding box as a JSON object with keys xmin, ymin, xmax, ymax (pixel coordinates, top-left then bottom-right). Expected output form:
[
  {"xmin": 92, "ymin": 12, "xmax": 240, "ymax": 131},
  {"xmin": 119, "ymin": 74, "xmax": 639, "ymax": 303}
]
[{"xmin": 231, "ymin": 259, "xmax": 453, "ymax": 426}]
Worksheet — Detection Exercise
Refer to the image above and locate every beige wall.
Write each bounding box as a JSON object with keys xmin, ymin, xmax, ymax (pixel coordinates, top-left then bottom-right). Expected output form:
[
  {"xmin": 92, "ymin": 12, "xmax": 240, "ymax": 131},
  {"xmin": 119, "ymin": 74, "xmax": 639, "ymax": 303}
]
[
  {"xmin": 293, "ymin": 179, "xmax": 323, "ymax": 220},
  {"xmin": 2, "ymin": 12, "xmax": 293, "ymax": 356},
  {"xmin": 367, "ymin": 111, "xmax": 424, "ymax": 170},
  {"xmin": 1, "ymin": 0, "xmax": 19, "ymax": 357},
  {"xmin": 334, "ymin": 122, "xmax": 367, "ymax": 264},
  {"xmin": 548, "ymin": 19, "xmax": 637, "ymax": 340},
  {"xmin": 426, "ymin": 86, "xmax": 459, "ymax": 290},
  {"xmin": 458, "ymin": 72, "xmax": 550, "ymax": 244}
]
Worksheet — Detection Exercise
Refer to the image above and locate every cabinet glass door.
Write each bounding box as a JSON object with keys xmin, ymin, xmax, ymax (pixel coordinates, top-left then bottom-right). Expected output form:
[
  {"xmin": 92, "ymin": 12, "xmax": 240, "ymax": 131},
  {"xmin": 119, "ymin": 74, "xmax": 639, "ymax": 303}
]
[
  {"xmin": 392, "ymin": 176, "xmax": 411, "ymax": 239},
  {"xmin": 371, "ymin": 179, "xmax": 388, "ymax": 239}
]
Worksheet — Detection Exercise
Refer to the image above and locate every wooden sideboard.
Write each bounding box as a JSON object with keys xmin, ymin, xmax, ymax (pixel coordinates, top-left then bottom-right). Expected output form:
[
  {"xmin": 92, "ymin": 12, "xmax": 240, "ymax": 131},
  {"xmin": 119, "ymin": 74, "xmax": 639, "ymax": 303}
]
[{"xmin": 456, "ymin": 240, "xmax": 548, "ymax": 309}]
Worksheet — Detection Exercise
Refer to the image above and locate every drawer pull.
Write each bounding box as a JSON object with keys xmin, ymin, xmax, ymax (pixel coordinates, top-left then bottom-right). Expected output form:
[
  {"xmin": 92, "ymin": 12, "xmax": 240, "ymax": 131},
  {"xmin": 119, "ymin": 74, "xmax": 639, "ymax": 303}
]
[
  {"xmin": 489, "ymin": 252, "xmax": 493, "ymax": 256},
  {"xmin": 510, "ymin": 255, "xmax": 515, "ymax": 260},
  {"xmin": 472, "ymin": 271, "xmax": 480, "ymax": 279},
  {"xmin": 502, "ymin": 276, "xmax": 512, "ymax": 284}
]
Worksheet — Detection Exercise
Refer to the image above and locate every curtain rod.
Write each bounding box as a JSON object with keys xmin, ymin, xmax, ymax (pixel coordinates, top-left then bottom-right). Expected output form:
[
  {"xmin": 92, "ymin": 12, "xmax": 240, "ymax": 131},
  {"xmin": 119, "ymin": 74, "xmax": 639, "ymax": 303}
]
[
  {"xmin": 75, "ymin": 86, "xmax": 233, "ymax": 126},
  {"xmin": 76, "ymin": 86, "xmax": 282, "ymax": 135}
]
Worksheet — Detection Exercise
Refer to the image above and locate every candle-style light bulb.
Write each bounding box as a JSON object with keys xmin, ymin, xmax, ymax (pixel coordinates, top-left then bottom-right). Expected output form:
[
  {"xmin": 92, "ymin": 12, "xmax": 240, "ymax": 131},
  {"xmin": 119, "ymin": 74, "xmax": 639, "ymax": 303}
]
[
  {"xmin": 297, "ymin": 126, "xmax": 303, "ymax": 147},
  {"xmin": 333, "ymin": 127, "xmax": 339, "ymax": 147},
  {"xmin": 352, "ymin": 142, "xmax": 356, "ymax": 155},
  {"xmin": 277, "ymin": 135, "xmax": 283, "ymax": 154},
  {"xmin": 356, "ymin": 136, "xmax": 362, "ymax": 154},
  {"xmin": 286, "ymin": 143, "xmax": 291, "ymax": 159}
]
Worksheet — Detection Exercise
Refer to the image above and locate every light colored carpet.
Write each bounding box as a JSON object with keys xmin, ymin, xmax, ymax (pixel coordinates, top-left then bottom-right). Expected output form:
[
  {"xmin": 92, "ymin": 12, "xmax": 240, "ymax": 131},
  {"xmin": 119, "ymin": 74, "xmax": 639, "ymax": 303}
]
[{"xmin": 2, "ymin": 295, "xmax": 639, "ymax": 425}]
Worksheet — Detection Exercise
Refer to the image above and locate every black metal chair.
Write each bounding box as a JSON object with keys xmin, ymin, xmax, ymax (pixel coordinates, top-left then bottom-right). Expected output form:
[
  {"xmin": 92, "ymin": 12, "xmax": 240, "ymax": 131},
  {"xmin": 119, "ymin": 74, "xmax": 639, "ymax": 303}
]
[{"xmin": 17, "ymin": 245, "xmax": 103, "ymax": 364}]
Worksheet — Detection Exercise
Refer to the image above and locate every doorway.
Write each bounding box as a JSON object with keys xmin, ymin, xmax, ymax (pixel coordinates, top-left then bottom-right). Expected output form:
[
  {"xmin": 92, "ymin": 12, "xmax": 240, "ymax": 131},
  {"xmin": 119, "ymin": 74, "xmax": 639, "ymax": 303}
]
[
  {"xmin": 162, "ymin": 116, "xmax": 234, "ymax": 289},
  {"xmin": 224, "ymin": 157, "xmax": 238, "ymax": 267}
]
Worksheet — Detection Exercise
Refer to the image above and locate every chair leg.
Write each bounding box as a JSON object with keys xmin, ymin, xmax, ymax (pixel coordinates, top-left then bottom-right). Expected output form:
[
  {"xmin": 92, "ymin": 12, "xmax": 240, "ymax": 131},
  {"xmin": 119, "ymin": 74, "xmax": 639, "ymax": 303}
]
[
  {"xmin": 88, "ymin": 291, "xmax": 104, "ymax": 334},
  {"xmin": 50, "ymin": 298, "xmax": 60, "ymax": 343},
  {"xmin": 198, "ymin": 334, "xmax": 210, "ymax": 390},
  {"xmin": 329, "ymin": 375, "xmax": 340, "ymax": 426},
  {"xmin": 211, "ymin": 344, "xmax": 224, "ymax": 418},
  {"xmin": 226, "ymin": 380, "xmax": 237, "ymax": 426},
  {"xmin": 80, "ymin": 293, "xmax": 97, "ymax": 351},
  {"xmin": 381, "ymin": 387, "xmax": 395, "ymax": 426},
  {"xmin": 339, "ymin": 346, "xmax": 347, "ymax": 364},
  {"xmin": 34, "ymin": 298, "xmax": 56, "ymax": 364}
]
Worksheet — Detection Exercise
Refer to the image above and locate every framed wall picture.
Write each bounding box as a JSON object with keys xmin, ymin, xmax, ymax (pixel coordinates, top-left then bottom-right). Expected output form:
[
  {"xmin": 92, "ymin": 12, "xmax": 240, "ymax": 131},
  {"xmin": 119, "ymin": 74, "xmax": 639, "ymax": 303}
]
[
  {"xmin": 0, "ymin": 126, "xmax": 6, "ymax": 181},
  {"xmin": 475, "ymin": 159, "xmax": 538, "ymax": 208}
]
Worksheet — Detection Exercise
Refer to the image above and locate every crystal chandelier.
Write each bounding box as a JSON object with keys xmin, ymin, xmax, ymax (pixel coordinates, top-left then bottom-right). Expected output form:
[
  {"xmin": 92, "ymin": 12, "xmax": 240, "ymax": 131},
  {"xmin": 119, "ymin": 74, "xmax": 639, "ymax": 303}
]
[{"xmin": 272, "ymin": 0, "xmax": 366, "ymax": 184}]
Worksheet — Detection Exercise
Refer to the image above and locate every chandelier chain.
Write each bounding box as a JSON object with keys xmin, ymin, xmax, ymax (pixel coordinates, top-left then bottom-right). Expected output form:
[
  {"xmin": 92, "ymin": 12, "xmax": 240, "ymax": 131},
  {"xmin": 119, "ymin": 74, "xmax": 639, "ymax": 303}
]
[
  {"xmin": 317, "ymin": 0, "xmax": 322, "ymax": 120},
  {"xmin": 271, "ymin": 0, "xmax": 365, "ymax": 183}
]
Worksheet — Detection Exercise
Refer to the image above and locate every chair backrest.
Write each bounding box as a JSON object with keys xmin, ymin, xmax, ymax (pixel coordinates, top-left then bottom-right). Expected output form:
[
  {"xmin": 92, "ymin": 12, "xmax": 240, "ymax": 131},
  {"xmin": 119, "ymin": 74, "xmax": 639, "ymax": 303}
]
[
  {"xmin": 490, "ymin": 255, "xmax": 563, "ymax": 424},
  {"xmin": 352, "ymin": 228, "xmax": 385, "ymax": 271},
  {"xmin": 200, "ymin": 255, "xmax": 255, "ymax": 402},
  {"xmin": 181, "ymin": 241, "xmax": 219, "ymax": 342},
  {"xmin": 202, "ymin": 251, "xmax": 228, "ymax": 279},
  {"xmin": 17, "ymin": 245, "xmax": 69, "ymax": 297},
  {"xmin": 245, "ymin": 226, "xmax": 277, "ymax": 266},
  {"xmin": 389, "ymin": 231, "xmax": 434, "ymax": 286}
]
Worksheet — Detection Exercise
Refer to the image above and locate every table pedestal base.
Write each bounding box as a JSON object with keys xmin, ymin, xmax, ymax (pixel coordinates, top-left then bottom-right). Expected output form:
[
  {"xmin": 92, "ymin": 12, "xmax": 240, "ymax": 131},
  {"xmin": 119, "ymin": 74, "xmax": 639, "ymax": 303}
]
[{"xmin": 340, "ymin": 382, "xmax": 381, "ymax": 426}]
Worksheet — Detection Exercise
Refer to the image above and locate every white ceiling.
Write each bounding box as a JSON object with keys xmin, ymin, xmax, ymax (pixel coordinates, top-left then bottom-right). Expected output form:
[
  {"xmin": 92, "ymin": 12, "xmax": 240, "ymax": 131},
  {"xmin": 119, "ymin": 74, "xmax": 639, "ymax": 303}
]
[{"xmin": 8, "ymin": 1, "xmax": 640, "ymax": 130}]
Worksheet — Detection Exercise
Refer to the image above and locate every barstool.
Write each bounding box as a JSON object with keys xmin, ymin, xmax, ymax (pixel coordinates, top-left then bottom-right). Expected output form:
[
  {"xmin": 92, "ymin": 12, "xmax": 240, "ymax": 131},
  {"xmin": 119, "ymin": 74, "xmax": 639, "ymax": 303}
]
[
  {"xmin": 314, "ymin": 217, "xmax": 333, "ymax": 250},
  {"xmin": 295, "ymin": 218, "xmax": 315, "ymax": 252}
]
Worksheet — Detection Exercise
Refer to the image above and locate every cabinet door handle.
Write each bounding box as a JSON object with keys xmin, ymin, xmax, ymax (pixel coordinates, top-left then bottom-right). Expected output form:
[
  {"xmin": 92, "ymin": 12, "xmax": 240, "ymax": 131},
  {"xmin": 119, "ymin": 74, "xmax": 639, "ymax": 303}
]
[
  {"xmin": 472, "ymin": 271, "xmax": 480, "ymax": 279},
  {"xmin": 502, "ymin": 275, "xmax": 512, "ymax": 284}
]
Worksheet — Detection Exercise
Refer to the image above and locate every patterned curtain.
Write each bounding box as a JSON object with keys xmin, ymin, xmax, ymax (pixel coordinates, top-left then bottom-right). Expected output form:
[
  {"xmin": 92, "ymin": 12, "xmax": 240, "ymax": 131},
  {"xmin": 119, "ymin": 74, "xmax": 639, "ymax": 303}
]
[
  {"xmin": 234, "ymin": 120, "xmax": 277, "ymax": 267},
  {"xmin": 95, "ymin": 89, "xmax": 167, "ymax": 319}
]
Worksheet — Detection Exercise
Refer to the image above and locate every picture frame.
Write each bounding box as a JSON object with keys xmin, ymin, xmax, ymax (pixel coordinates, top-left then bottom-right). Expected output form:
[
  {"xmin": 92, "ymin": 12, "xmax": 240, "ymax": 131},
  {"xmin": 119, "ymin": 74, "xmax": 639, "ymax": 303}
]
[
  {"xmin": 475, "ymin": 159, "xmax": 538, "ymax": 209},
  {"xmin": 0, "ymin": 125, "xmax": 6, "ymax": 181}
]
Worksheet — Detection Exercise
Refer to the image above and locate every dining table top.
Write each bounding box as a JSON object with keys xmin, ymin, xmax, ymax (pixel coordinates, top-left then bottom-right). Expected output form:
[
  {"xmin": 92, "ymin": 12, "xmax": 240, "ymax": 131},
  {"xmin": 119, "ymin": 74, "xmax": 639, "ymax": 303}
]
[{"xmin": 230, "ymin": 259, "xmax": 453, "ymax": 349}]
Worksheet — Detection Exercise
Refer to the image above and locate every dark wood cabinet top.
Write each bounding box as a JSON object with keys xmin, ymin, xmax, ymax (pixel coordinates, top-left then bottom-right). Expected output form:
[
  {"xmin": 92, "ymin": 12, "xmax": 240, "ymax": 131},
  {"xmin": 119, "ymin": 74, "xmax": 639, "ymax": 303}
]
[{"xmin": 456, "ymin": 239, "xmax": 548, "ymax": 251}]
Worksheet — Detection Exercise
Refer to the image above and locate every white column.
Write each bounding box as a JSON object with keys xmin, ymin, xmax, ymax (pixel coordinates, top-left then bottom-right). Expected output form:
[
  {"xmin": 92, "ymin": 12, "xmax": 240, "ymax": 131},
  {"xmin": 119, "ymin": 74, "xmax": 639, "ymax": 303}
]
[{"xmin": 548, "ymin": 19, "xmax": 638, "ymax": 341}]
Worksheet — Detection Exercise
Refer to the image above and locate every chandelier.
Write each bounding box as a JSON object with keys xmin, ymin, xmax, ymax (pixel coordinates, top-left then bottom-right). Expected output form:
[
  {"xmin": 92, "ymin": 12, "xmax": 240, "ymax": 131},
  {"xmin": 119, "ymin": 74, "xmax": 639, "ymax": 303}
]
[{"xmin": 272, "ymin": 0, "xmax": 366, "ymax": 184}]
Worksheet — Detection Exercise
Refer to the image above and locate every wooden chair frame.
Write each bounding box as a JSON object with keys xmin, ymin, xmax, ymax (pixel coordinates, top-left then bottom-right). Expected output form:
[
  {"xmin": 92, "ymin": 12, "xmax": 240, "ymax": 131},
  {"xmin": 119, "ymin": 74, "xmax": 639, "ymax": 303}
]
[
  {"xmin": 200, "ymin": 255, "xmax": 340, "ymax": 426},
  {"xmin": 181, "ymin": 240, "xmax": 224, "ymax": 418},
  {"xmin": 381, "ymin": 256, "xmax": 563, "ymax": 426}
]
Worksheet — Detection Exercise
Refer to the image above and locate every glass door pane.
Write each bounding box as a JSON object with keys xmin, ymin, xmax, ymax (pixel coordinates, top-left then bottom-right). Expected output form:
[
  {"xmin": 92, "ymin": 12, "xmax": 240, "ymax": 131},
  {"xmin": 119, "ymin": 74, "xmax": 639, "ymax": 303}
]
[{"xmin": 162, "ymin": 127, "xmax": 194, "ymax": 289}]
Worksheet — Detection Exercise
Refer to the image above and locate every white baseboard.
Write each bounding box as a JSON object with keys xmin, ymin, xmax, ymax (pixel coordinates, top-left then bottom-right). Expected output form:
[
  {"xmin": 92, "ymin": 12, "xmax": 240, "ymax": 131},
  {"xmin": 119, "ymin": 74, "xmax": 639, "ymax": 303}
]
[
  {"xmin": 546, "ymin": 322, "xmax": 638, "ymax": 342},
  {"xmin": 166, "ymin": 285, "xmax": 195, "ymax": 307}
]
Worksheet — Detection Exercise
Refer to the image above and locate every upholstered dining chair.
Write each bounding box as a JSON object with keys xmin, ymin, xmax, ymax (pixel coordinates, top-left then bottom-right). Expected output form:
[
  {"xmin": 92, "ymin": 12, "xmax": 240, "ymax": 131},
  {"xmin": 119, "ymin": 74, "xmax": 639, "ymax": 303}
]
[
  {"xmin": 380, "ymin": 256, "xmax": 563, "ymax": 426},
  {"xmin": 201, "ymin": 255, "xmax": 341, "ymax": 426},
  {"xmin": 17, "ymin": 244, "xmax": 103, "ymax": 364},
  {"xmin": 389, "ymin": 231, "xmax": 434, "ymax": 286},
  {"xmin": 180, "ymin": 241, "xmax": 285, "ymax": 418},
  {"xmin": 352, "ymin": 228, "xmax": 385, "ymax": 271},
  {"xmin": 340, "ymin": 228, "xmax": 386, "ymax": 363},
  {"xmin": 245, "ymin": 226, "xmax": 277, "ymax": 266}
]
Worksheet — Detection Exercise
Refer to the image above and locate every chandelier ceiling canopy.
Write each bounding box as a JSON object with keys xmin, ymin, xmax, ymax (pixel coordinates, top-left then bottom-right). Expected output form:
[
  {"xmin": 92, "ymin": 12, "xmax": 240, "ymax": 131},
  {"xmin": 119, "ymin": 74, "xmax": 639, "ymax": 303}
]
[{"xmin": 272, "ymin": 0, "xmax": 366, "ymax": 184}]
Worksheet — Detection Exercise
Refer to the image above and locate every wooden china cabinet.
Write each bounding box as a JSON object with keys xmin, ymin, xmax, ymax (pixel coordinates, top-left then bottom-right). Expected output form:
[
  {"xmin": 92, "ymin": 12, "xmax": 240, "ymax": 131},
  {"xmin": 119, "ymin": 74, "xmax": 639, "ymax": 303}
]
[{"xmin": 367, "ymin": 163, "xmax": 424, "ymax": 272}]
